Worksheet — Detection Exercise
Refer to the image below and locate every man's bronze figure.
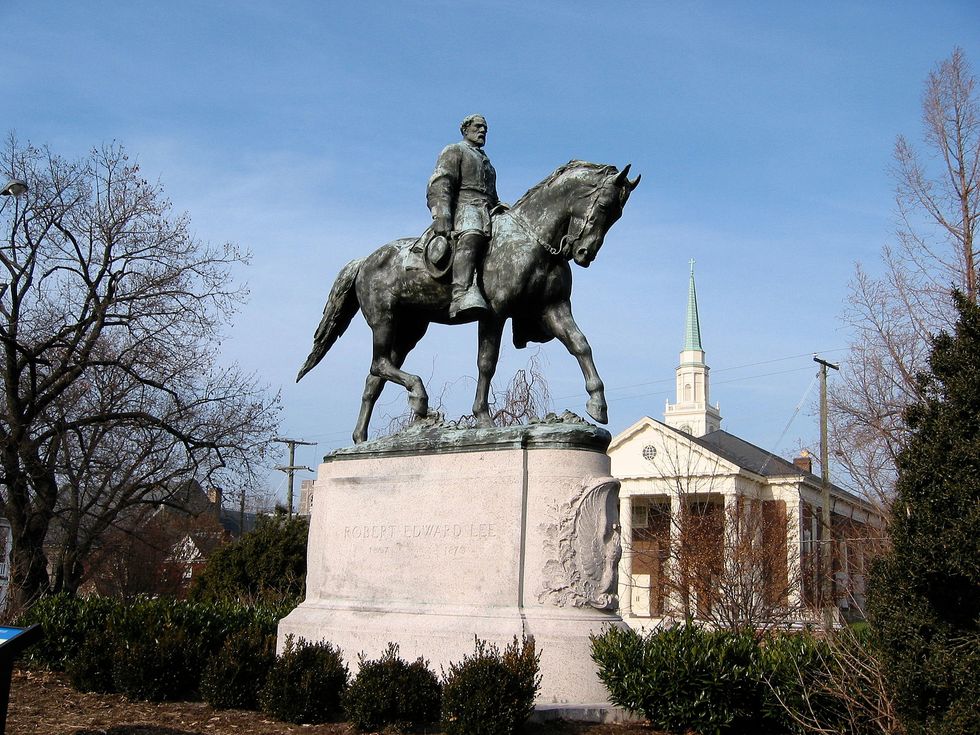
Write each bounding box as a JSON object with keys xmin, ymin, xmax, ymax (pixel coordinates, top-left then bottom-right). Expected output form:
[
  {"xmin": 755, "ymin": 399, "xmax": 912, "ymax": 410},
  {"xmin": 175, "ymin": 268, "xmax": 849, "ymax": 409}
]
[{"xmin": 427, "ymin": 114, "xmax": 501, "ymax": 320}]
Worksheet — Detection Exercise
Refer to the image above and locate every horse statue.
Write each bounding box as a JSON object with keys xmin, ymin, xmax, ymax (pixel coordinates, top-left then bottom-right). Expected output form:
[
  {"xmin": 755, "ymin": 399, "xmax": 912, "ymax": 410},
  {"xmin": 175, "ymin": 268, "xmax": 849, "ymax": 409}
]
[{"xmin": 297, "ymin": 160, "xmax": 641, "ymax": 444}]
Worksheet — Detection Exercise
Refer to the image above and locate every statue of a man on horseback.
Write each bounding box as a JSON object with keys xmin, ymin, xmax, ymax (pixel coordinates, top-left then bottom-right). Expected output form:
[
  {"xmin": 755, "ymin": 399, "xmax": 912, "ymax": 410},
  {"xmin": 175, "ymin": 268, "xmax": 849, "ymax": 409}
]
[
  {"xmin": 296, "ymin": 115, "xmax": 640, "ymax": 444},
  {"xmin": 427, "ymin": 114, "xmax": 506, "ymax": 320}
]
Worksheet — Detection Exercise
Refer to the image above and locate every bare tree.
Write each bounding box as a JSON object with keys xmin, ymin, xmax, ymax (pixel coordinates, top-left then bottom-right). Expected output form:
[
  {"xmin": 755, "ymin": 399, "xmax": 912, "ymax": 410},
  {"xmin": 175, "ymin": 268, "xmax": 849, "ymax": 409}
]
[
  {"xmin": 376, "ymin": 350, "xmax": 553, "ymax": 436},
  {"xmin": 487, "ymin": 349, "xmax": 552, "ymax": 426},
  {"xmin": 85, "ymin": 507, "xmax": 225, "ymax": 600},
  {"xmin": 830, "ymin": 48, "xmax": 979, "ymax": 505},
  {"xmin": 0, "ymin": 138, "xmax": 280, "ymax": 602},
  {"xmin": 626, "ymin": 440, "xmax": 807, "ymax": 631},
  {"xmin": 770, "ymin": 627, "xmax": 904, "ymax": 735}
]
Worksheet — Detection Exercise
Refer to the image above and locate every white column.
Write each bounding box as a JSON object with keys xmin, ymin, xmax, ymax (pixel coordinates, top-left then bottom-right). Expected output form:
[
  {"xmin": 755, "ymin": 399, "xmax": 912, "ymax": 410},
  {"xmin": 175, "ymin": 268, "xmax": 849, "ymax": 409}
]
[{"xmin": 618, "ymin": 492, "xmax": 633, "ymax": 619}]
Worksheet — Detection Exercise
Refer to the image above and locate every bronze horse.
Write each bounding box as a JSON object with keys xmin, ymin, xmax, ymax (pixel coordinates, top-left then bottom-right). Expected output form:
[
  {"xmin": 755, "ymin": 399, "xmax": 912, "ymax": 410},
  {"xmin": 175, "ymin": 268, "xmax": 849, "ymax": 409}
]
[{"xmin": 297, "ymin": 160, "xmax": 640, "ymax": 443}]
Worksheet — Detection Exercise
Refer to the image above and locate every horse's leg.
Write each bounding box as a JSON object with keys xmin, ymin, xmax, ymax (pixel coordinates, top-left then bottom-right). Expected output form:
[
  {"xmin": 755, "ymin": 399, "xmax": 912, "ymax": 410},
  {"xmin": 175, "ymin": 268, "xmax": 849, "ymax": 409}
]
[
  {"xmin": 353, "ymin": 374, "xmax": 384, "ymax": 444},
  {"xmin": 542, "ymin": 300, "xmax": 608, "ymax": 423},
  {"xmin": 391, "ymin": 320, "xmax": 430, "ymax": 416},
  {"xmin": 369, "ymin": 320, "xmax": 429, "ymax": 418},
  {"xmin": 352, "ymin": 319, "xmax": 431, "ymax": 443},
  {"xmin": 473, "ymin": 317, "xmax": 505, "ymax": 427}
]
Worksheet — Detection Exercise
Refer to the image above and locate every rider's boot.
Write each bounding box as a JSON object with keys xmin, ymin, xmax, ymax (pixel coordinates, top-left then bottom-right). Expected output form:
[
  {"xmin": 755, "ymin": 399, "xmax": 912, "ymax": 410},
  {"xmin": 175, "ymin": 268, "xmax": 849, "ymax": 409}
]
[{"xmin": 449, "ymin": 234, "xmax": 489, "ymax": 321}]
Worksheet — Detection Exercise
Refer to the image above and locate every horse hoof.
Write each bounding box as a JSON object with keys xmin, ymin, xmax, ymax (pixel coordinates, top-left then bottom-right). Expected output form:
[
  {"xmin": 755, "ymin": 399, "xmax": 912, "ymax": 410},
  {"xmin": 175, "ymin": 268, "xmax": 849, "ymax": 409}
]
[
  {"xmin": 409, "ymin": 396, "xmax": 429, "ymax": 417},
  {"xmin": 586, "ymin": 399, "xmax": 608, "ymax": 424}
]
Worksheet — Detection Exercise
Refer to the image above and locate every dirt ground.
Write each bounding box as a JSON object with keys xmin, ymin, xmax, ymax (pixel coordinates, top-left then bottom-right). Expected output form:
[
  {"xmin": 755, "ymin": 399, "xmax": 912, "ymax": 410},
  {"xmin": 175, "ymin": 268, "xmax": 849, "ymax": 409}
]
[{"xmin": 5, "ymin": 669, "xmax": 668, "ymax": 735}]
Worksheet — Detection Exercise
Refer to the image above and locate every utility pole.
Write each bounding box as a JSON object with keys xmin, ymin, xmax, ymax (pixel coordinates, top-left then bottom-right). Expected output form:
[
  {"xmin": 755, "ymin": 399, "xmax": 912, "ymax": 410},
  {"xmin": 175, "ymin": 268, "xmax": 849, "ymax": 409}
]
[
  {"xmin": 274, "ymin": 437, "xmax": 316, "ymax": 518},
  {"xmin": 814, "ymin": 355, "xmax": 840, "ymax": 629}
]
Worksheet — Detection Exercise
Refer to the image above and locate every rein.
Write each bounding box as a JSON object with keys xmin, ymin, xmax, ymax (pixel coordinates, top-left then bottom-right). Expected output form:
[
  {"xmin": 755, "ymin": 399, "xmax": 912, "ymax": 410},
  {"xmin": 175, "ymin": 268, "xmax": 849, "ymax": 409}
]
[
  {"xmin": 504, "ymin": 209, "xmax": 564, "ymax": 256},
  {"xmin": 505, "ymin": 174, "xmax": 615, "ymax": 259}
]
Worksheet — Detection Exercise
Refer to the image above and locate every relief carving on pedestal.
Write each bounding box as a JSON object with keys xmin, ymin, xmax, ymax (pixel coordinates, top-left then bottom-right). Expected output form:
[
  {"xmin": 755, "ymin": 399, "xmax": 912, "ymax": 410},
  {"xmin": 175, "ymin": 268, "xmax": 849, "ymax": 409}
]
[{"xmin": 538, "ymin": 476, "xmax": 622, "ymax": 610}]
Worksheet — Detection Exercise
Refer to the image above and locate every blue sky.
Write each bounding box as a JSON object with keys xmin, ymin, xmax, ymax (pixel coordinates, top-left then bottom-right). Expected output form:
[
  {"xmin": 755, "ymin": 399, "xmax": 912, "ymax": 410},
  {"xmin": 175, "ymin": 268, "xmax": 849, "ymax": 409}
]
[{"xmin": 4, "ymin": 2, "xmax": 978, "ymax": 498}]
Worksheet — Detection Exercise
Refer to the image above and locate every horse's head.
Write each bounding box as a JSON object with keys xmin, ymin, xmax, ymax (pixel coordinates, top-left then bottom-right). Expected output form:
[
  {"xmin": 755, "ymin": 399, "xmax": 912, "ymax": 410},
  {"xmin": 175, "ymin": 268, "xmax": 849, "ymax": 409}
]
[{"xmin": 560, "ymin": 162, "xmax": 641, "ymax": 267}]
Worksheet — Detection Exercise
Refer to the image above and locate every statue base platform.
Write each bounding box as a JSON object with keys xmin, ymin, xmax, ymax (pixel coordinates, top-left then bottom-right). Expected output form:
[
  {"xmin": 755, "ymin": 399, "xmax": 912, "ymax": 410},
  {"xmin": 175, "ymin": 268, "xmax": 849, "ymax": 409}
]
[{"xmin": 278, "ymin": 415, "xmax": 626, "ymax": 706}]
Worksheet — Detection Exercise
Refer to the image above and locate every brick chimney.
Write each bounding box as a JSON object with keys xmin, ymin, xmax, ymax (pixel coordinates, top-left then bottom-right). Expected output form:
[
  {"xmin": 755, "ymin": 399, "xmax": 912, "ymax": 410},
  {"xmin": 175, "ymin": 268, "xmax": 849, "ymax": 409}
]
[
  {"xmin": 793, "ymin": 450, "xmax": 813, "ymax": 474},
  {"xmin": 207, "ymin": 486, "xmax": 223, "ymax": 519}
]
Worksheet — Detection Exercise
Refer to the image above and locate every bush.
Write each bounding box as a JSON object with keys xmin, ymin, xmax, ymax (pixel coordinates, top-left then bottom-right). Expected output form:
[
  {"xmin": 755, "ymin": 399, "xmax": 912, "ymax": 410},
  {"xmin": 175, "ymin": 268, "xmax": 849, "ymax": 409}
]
[
  {"xmin": 201, "ymin": 625, "xmax": 277, "ymax": 710},
  {"xmin": 757, "ymin": 631, "xmax": 833, "ymax": 733},
  {"xmin": 592, "ymin": 624, "xmax": 783, "ymax": 734},
  {"xmin": 344, "ymin": 643, "xmax": 441, "ymax": 732},
  {"xmin": 190, "ymin": 510, "xmax": 309, "ymax": 607},
  {"xmin": 17, "ymin": 594, "xmax": 282, "ymax": 701},
  {"xmin": 16, "ymin": 594, "xmax": 121, "ymax": 670},
  {"xmin": 441, "ymin": 636, "xmax": 540, "ymax": 735},
  {"xmin": 260, "ymin": 636, "xmax": 348, "ymax": 724},
  {"xmin": 109, "ymin": 597, "xmax": 241, "ymax": 701},
  {"xmin": 66, "ymin": 632, "xmax": 119, "ymax": 693},
  {"xmin": 112, "ymin": 620, "xmax": 196, "ymax": 701},
  {"xmin": 591, "ymin": 624, "xmax": 876, "ymax": 735}
]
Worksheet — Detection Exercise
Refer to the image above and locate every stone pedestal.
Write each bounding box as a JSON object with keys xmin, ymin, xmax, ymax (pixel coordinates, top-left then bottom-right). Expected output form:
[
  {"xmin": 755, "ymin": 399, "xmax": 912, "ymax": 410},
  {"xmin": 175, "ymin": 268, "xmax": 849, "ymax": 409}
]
[{"xmin": 278, "ymin": 416, "xmax": 625, "ymax": 705}]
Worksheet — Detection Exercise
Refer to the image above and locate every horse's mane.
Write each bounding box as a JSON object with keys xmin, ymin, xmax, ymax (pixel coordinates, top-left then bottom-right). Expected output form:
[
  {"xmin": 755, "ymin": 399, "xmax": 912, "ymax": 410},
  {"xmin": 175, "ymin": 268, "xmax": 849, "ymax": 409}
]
[{"xmin": 513, "ymin": 160, "xmax": 618, "ymax": 208}]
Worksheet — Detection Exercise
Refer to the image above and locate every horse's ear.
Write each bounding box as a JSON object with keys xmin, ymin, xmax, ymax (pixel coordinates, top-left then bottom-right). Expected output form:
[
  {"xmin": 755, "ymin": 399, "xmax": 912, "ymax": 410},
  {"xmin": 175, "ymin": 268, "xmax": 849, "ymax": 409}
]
[
  {"xmin": 615, "ymin": 164, "xmax": 641, "ymax": 192},
  {"xmin": 614, "ymin": 164, "xmax": 632, "ymax": 187}
]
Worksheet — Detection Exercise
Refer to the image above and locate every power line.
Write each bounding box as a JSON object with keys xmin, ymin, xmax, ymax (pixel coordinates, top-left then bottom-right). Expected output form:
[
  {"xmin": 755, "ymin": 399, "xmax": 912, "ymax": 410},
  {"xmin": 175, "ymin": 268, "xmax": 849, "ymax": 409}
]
[
  {"xmin": 759, "ymin": 370, "xmax": 820, "ymax": 474},
  {"xmin": 552, "ymin": 349, "xmax": 846, "ymax": 402}
]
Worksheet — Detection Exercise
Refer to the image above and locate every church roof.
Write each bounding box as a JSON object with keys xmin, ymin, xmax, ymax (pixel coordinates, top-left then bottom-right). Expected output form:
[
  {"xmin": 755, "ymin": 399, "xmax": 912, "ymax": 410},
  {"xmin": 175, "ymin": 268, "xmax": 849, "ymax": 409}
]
[
  {"xmin": 611, "ymin": 418, "xmax": 872, "ymax": 509},
  {"xmin": 691, "ymin": 428, "xmax": 871, "ymax": 507},
  {"xmin": 692, "ymin": 430, "xmax": 810, "ymax": 478},
  {"xmin": 684, "ymin": 261, "xmax": 703, "ymax": 351}
]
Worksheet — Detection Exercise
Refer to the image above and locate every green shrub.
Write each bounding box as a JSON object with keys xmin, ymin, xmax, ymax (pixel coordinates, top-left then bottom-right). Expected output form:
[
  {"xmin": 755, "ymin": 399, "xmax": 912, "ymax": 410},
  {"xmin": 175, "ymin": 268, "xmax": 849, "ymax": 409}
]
[
  {"xmin": 109, "ymin": 597, "xmax": 281, "ymax": 701},
  {"xmin": 16, "ymin": 594, "xmax": 121, "ymax": 670},
  {"xmin": 591, "ymin": 623, "xmax": 779, "ymax": 734},
  {"xmin": 344, "ymin": 643, "xmax": 441, "ymax": 732},
  {"xmin": 260, "ymin": 636, "xmax": 348, "ymax": 723},
  {"xmin": 112, "ymin": 620, "xmax": 196, "ymax": 701},
  {"xmin": 441, "ymin": 636, "xmax": 541, "ymax": 735},
  {"xmin": 18, "ymin": 594, "xmax": 281, "ymax": 701},
  {"xmin": 766, "ymin": 628, "xmax": 905, "ymax": 735},
  {"xmin": 66, "ymin": 632, "xmax": 119, "ymax": 693},
  {"xmin": 201, "ymin": 625, "xmax": 277, "ymax": 710},
  {"xmin": 757, "ymin": 631, "xmax": 828, "ymax": 732},
  {"xmin": 190, "ymin": 510, "xmax": 309, "ymax": 607},
  {"xmin": 109, "ymin": 598, "xmax": 210, "ymax": 700}
]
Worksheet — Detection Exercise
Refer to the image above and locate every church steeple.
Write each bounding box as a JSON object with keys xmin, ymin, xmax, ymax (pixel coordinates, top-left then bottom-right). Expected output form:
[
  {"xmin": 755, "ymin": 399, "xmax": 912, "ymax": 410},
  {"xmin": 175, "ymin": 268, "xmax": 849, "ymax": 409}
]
[
  {"xmin": 684, "ymin": 260, "xmax": 703, "ymax": 351},
  {"xmin": 664, "ymin": 261, "xmax": 722, "ymax": 437}
]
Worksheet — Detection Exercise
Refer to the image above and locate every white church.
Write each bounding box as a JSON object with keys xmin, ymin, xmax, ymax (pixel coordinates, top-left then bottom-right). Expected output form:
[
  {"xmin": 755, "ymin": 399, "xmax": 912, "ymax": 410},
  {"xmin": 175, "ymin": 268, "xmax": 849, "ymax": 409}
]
[{"xmin": 608, "ymin": 265, "xmax": 882, "ymax": 629}]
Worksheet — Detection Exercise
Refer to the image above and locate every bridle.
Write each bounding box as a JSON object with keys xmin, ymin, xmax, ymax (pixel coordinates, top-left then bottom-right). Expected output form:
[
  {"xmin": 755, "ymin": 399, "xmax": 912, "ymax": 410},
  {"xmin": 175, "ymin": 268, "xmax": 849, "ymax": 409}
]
[
  {"xmin": 505, "ymin": 174, "xmax": 617, "ymax": 259},
  {"xmin": 558, "ymin": 176, "xmax": 616, "ymax": 258}
]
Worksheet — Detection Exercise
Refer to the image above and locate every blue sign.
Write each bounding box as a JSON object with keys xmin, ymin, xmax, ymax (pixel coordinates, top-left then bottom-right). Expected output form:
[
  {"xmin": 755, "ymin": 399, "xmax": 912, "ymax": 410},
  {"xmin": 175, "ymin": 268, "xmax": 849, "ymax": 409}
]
[{"xmin": 0, "ymin": 629, "xmax": 25, "ymax": 646}]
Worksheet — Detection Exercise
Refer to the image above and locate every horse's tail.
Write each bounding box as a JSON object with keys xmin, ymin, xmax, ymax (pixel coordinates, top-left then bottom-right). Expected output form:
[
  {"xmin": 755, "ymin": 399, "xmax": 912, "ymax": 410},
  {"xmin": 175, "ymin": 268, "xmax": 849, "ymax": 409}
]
[{"xmin": 296, "ymin": 257, "xmax": 364, "ymax": 382}]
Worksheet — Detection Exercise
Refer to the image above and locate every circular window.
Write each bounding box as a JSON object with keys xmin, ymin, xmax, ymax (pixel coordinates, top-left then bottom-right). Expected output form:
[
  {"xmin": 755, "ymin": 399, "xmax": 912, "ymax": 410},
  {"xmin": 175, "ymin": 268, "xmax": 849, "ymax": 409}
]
[{"xmin": 642, "ymin": 444, "xmax": 657, "ymax": 461}]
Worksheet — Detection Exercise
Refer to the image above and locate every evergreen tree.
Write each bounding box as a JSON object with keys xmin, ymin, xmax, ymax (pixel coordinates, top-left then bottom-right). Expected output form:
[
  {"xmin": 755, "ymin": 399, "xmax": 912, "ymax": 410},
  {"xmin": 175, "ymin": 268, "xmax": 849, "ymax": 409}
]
[
  {"xmin": 868, "ymin": 291, "xmax": 980, "ymax": 734},
  {"xmin": 190, "ymin": 509, "xmax": 309, "ymax": 606}
]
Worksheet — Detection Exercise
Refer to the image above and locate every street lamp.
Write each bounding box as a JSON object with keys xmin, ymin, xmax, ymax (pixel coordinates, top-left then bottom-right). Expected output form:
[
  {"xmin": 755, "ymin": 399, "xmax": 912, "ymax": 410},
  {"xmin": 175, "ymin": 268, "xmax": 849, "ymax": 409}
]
[
  {"xmin": 1, "ymin": 179, "xmax": 27, "ymax": 216},
  {"xmin": 1, "ymin": 179, "xmax": 27, "ymax": 197}
]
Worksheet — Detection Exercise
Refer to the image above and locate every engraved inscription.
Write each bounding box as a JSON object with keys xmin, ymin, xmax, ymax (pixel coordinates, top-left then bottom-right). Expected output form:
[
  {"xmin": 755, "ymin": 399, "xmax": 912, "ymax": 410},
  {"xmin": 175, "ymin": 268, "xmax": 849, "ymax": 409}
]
[
  {"xmin": 340, "ymin": 522, "xmax": 498, "ymax": 563},
  {"xmin": 343, "ymin": 523, "xmax": 497, "ymax": 541}
]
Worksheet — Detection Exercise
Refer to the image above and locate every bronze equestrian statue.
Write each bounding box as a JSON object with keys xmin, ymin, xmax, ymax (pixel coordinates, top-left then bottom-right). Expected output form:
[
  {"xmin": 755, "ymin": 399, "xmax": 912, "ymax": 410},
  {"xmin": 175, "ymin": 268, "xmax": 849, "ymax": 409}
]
[{"xmin": 298, "ymin": 119, "xmax": 640, "ymax": 444}]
